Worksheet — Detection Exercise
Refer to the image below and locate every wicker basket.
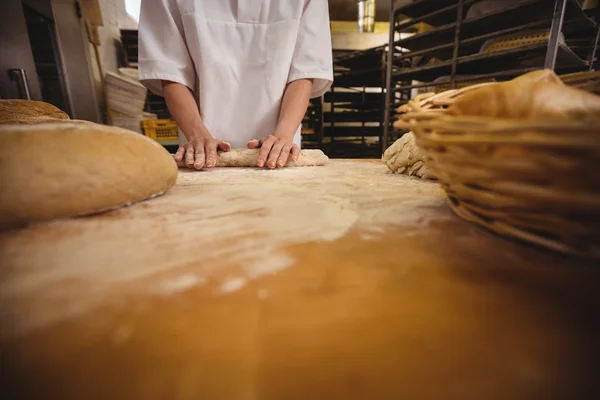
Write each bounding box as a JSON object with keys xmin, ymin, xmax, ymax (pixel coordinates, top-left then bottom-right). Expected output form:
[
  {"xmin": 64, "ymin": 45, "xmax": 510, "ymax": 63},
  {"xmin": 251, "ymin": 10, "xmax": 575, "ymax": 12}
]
[
  {"xmin": 395, "ymin": 85, "xmax": 600, "ymax": 258},
  {"xmin": 398, "ymin": 83, "xmax": 495, "ymax": 114},
  {"xmin": 404, "ymin": 71, "xmax": 599, "ymax": 112},
  {"xmin": 416, "ymin": 76, "xmax": 496, "ymax": 95},
  {"xmin": 559, "ymin": 70, "xmax": 600, "ymax": 94}
]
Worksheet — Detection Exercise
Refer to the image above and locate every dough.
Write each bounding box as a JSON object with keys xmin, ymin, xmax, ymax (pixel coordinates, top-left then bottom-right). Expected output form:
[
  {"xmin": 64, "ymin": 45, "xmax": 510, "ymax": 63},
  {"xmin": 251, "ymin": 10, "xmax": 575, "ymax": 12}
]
[
  {"xmin": 449, "ymin": 69, "xmax": 600, "ymax": 121},
  {"xmin": 175, "ymin": 148, "xmax": 329, "ymax": 168},
  {"xmin": 0, "ymin": 122, "xmax": 178, "ymax": 231},
  {"xmin": 0, "ymin": 100, "xmax": 70, "ymax": 124},
  {"xmin": 382, "ymin": 132, "xmax": 435, "ymax": 179}
]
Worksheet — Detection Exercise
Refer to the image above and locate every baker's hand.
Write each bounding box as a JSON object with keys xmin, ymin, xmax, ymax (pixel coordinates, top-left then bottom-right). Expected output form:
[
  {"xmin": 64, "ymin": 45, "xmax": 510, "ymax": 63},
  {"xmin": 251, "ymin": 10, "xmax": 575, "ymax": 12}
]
[
  {"xmin": 173, "ymin": 137, "xmax": 231, "ymax": 170},
  {"xmin": 247, "ymin": 135, "xmax": 300, "ymax": 168}
]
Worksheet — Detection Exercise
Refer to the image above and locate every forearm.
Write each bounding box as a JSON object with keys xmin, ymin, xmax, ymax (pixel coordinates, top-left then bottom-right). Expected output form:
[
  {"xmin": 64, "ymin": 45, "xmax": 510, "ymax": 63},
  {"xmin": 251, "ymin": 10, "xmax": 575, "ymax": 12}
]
[
  {"xmin": 273, "ymin": 79, "xmax": 313, "ymax": 140},
  {"xmin": 161, "ymin": 81, "xmax": 211, "ymax": 141}
]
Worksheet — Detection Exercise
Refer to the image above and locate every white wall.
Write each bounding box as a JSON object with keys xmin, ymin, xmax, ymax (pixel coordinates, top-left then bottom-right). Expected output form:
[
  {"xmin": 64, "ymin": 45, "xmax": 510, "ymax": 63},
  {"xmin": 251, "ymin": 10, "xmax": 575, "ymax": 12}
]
[
  {"xmin": 96, "ymin": 0, "xmax": 121, "ymax": 74},
  {"xmin": 117, "ymin": 0, "xmax": 140, "ymax": 29},
  {"xmin": 88, "ymin": 0, "xmax": 138, "ymax": 120},
  {"xmin": 91, "ymin": 0, "xmax": 140, "ymax": 76}
]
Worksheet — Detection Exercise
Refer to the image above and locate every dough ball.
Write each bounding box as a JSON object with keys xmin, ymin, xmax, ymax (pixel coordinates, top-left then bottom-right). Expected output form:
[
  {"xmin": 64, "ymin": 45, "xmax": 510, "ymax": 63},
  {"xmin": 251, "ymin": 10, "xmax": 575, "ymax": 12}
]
[
  {"xmin": 0, "ymin": 122, "xmax": 178, "ymax": 230},
  {"xmin": 0, "ymin": 100, "xmax": 70, "ymax": 124},
  {"xmin": 382, "ymin": 132, "xmax": 435, "ymax": 179}
]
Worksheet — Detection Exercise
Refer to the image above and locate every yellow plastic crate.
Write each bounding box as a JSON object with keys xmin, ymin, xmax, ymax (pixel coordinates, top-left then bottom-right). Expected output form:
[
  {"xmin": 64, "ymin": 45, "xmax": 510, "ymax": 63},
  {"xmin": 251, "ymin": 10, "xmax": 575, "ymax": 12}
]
[{"xmin": 141, "ymin": 119, "xmax": 179, "ymax": 141}]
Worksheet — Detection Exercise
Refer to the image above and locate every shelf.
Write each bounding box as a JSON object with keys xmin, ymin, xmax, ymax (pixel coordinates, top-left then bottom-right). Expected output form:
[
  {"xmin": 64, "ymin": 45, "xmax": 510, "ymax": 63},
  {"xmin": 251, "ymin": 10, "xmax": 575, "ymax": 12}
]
[
  {"xmin": 334, "ymin": 46, "xmax": 385, "ymax": 70},
  {"xmin": 334, "ymin": 102, "xmax": 383, "ymax": 112},
  {"xmin": 392, "ymin": 66, "xmax": 539, "ymax": 92},
  {"xmin": 321, "ymin": 142, "xmax": 381, "ymax": 159},
  {"xmin": 395, "ymin": 0, "xmax": 484, "ymax": 30},
  {"xmin": 392, "ymin": 42, "xmax": 586, "ymax": 82},
  {"xmin": 393, "ymin": 18, "xmax": 551, "ymax": 65},
  {"xmin": 395, "ymin": 19, "xmax": 596, "ymax": 65},
  {"xmin": 324, "ymin": 92, "xmax": 382, "ymax": 103},
  {"xmin": 396, "ymin": 0, "xmax": 543, "ymax": 52},
  {"xmin": 395, "ymin": 0, "xmax": 458, "ymax": 21},
  {"xmin": 334, "ymin": 68, "xmax": 384, "ymax": 87},
  {"xmin": 383, "ymin": 0, "xmax": 599, "ymax": 151},
  {"xmin": 333, "ymin": 46, "xmax": 386, "ymax": 88},
  {"xmin": 121, "ymin": 29, "xmax": 138, "ymax": 39},
  {"xmin": 394, "ymin": 0, "xmax": 596, "ymax": 54},
  {"xmin": 121, "ymin": 29, "xmax": 140, "ymax": 68},
  {"xmin": 325, "ymin": 111, "xmax": 381, "ymax": 123},
  {"xmin": 324, "ymin": 126, "xmax": 381, "ymax": 137},
  {"xmin": 327, "ymin": 44, "xmax": 389, "ymax": 157},
  {"xmin": 390, "ymin": 63, "xmax": 585, "ymax": 101}
]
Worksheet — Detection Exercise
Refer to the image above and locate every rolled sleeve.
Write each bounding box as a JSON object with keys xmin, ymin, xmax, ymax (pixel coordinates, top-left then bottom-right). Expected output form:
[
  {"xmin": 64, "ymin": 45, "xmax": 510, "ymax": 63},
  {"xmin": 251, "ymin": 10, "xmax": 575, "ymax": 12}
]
[
  {"xmin": 288, "ymin": 0, "xmax": 334, "ymax": 98},
  {"xmin": 138, "ymin": 0, "xmax": 195, "ymax": 96}
]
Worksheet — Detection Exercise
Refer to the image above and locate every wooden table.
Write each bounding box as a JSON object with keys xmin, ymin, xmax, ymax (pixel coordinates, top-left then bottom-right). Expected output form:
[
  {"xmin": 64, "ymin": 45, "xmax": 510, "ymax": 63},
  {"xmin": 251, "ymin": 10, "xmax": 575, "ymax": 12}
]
[{"xmin": 1, "ymin": 160, "xmax": 599, "ymax": 399}]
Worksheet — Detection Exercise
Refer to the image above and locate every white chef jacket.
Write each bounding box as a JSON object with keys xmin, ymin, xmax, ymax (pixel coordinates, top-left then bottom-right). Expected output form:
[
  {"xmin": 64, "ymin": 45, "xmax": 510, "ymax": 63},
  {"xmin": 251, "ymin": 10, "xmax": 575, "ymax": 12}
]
[{"xmin": 138, "ymin": 0, "xmax": 334, "ymax": 148}]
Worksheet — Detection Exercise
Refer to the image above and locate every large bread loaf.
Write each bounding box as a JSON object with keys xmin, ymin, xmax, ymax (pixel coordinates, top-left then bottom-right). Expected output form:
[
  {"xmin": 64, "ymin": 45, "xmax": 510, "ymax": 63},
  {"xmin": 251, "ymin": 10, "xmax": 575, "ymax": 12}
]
[{"xmin": 0, "ymin": 122, "xmax": 178, "ymax": 230}]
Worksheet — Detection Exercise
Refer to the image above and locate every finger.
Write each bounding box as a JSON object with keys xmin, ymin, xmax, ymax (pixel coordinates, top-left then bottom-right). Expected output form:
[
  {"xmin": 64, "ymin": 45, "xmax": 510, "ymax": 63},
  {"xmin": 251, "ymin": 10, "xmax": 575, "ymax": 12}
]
[
  {"xmin": 258, "ymin": 137, "xmax": 275, "ymax": 168},
  {"xmin": 276, "ymin": 145, "xmax": 292, "ymax": 168},
  {"xmin": 291, "ymin": 145, "xmax": 301, "ymax": 161},
  {"xmin": 174, "ymin": 146, "xmax": 185, "ymax": 162},
  {"xmin": 193, "ymin": 140, "xmax": 205, "ymax": 170},
  {"xmin": 205, "ymin": 140, "xmax": 218, "ymax": 168},
  {"xmin": 268, "ymin": 139, "xmax": 286, "ymax": 169},
  {"xmin": 219, "ymin": 141, "xmax": 231, "ymax": 152},
  {"xmin": 173, "ymin": 154, "xmax": 185, "ymax": 168},
  {"xmin": 247, "ymin": 139, "xmax": 260, "ymax": 149},
  {"xmin": 194, "ymin": 150, "xmax": 205, "ymax": 169},
  {"xmin": 185, "ymin": 146, "xmax": 196, "ymax": 168}
]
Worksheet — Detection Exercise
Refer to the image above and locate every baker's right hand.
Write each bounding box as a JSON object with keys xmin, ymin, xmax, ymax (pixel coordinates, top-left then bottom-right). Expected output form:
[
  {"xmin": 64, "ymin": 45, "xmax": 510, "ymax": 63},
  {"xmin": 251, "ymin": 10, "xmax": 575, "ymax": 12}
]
[{"xmin": 173, "ymin": 137, "xmax": 231, "ymax": 170}]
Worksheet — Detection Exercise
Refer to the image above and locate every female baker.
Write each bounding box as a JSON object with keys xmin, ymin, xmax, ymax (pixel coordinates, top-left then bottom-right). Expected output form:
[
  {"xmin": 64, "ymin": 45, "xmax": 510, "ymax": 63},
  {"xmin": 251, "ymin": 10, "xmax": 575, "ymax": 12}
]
[{"xmin": 138, "ymin": 0, "xmax": 333, "ymax": 169}]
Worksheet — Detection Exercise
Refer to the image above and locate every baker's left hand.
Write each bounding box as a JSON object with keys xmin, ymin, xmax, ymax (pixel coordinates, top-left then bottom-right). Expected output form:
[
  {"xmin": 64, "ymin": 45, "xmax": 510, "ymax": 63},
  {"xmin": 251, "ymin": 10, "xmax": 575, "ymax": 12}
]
[{"xmin": 247, "ymin": 135, "xmax": 300, "ymax": 169}]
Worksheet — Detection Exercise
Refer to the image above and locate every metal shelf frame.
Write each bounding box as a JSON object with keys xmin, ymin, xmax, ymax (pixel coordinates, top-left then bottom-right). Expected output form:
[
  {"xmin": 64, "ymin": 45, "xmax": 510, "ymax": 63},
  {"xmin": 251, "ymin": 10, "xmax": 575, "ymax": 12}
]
[
  {"xmin": 317, "ymin": 47, "xmax": 388, "ymax": 158},
  {"xmin": 301, "ymin": 96, "xmax": 325, "ymax": 150},
  {"xmin": 382, "ymin": 0, "xmax": 600, "ymax": 150}
]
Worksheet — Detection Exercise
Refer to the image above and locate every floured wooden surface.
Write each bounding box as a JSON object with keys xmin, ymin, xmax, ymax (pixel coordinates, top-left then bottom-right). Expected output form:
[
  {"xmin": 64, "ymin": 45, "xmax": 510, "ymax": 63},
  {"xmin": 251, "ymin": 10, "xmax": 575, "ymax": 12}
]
[
  {"xmin": 1, "ymin": 160, "xmax": 599, "ymax": 399},
  {"xmin": 0, "ymin": 160, "xmax": 447, "ymax": 334}
]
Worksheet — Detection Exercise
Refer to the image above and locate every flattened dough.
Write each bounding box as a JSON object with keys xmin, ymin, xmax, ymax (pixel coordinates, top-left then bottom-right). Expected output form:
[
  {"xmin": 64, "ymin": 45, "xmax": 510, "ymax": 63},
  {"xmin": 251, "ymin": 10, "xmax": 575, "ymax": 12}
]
[
  {"xmin": 382, "ymin": 132, "xmax": 435, "ymax": 179},
  {"xmin": 176, "ymin": 148, "xmax": 329, "ymax": 168},
  {"xmin": 0, "ymin": 122, "xmax": 178, "ymax": 230}
]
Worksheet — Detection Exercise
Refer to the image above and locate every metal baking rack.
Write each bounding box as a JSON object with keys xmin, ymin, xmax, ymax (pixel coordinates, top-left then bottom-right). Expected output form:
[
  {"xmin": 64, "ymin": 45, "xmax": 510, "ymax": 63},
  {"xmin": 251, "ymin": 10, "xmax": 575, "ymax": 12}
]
[
  {"xmin": 382, "ymin": 0, "xmax": 600, "ymax": 150},
  {"xmin": 315, "ymin": 46, "xmax": 388, "ymax": 158},
  {"xmin": 301, "ymin": 97, "xmax": 325, "ymax": 150}
]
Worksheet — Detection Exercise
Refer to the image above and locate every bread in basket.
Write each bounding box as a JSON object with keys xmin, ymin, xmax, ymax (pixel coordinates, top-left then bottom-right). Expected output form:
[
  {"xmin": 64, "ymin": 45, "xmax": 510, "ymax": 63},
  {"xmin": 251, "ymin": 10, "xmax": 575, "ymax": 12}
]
[{"xmin": 395, "ymin": 69, "xmax": 600, "ymax": 258}]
